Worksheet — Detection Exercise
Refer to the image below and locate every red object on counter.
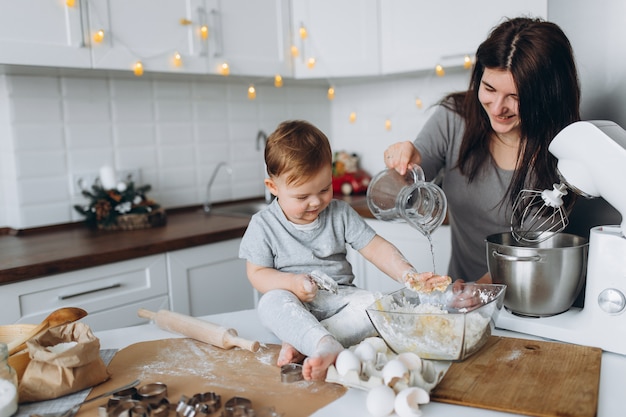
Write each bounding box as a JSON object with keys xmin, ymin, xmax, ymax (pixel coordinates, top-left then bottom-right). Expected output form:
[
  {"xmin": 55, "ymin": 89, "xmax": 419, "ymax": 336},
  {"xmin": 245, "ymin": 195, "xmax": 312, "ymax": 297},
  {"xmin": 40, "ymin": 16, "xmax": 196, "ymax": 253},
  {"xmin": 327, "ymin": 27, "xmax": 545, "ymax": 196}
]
[{"xmin": 332, "ymin": 169, "xmax": 371, "ymax": 196}]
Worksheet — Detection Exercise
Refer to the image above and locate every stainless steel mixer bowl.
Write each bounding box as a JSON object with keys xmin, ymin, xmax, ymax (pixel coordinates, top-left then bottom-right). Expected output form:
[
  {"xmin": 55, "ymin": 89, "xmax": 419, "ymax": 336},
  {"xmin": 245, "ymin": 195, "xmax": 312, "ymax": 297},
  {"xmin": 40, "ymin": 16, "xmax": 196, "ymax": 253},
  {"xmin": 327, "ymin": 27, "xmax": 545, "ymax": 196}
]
[{"xmin": 486, "ymin": 232, "xmax": 588, "ymax": 317}]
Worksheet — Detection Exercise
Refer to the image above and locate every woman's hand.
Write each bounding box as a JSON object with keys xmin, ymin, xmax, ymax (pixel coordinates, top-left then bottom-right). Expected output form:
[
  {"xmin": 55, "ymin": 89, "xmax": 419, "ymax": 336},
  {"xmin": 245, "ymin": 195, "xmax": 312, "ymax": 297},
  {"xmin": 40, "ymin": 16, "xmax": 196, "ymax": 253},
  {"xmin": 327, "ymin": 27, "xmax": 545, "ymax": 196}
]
[{"xmin": 384, "ymin": 141, "xmax": 421, "ymax": 176}]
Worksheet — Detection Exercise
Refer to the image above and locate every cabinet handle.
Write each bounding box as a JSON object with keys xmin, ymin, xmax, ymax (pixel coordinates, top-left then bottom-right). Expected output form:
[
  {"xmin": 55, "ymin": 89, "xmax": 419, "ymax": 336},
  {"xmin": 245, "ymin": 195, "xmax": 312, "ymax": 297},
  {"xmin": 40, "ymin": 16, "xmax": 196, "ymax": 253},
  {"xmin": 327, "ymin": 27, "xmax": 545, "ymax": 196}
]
[
  {"xmin": 76, "ymin": 0, "xmax": 88, "ymax": 48},
  {"xmin": 209, "ymin": 8, "xmax": 223, "ymax": 57},
  {"xmin": 58, "ymin": 283, "xmax": 122, "ymax": 300},
  {"xmin": 196, "ymin": 7, "xmax": 208, "ymax": 57}
]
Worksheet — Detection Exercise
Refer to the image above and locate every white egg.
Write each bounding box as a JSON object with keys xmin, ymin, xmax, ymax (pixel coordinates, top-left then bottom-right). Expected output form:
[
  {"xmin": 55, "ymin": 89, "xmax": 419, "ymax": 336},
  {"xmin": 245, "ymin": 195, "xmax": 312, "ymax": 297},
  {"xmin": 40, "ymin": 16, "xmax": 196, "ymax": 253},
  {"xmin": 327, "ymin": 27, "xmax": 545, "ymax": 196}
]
[
  {"xmin": 335, "ymin": 349, "xmax": 361, "ymax": 376},
  {"xmin": 394, "ymin": 387, "xmax": 430, "ymax": 417},
  {"xmin": 366, "ymin": 385, "xmax": 396, "ymax": 417},
  {"xmin": 363, "ymin": 337, "xmax": 389, "ymax": 353},
  {"xmin": 382, "ymin": 358, "xmax": 408, "ymax": 385},
  {"xmin": 396, "ymin": 352, "xmax": 422, "ymax": 372},
  {"xmin": 354, "ymin": 341, "xmax": 377, "ymax": 363}
]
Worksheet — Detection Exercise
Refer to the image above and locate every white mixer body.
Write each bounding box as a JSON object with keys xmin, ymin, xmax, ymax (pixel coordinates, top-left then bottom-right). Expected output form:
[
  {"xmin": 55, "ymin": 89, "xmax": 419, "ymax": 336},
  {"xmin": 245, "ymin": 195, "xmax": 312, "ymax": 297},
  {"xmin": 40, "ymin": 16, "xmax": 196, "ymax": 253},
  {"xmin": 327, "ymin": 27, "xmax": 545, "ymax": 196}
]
[
  {"xmin": 496, "ymin": 120, "xmax": 626, "ymax": 355},
  {"xmin": 548, "ymin": 120, "xmax": 626, "ymax": 233}
]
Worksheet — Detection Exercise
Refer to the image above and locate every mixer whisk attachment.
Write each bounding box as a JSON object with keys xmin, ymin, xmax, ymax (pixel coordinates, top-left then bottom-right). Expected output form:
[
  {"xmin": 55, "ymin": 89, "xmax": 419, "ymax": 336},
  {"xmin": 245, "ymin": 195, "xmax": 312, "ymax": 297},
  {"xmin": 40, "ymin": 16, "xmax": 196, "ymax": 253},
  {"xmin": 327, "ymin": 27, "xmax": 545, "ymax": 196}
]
[{"xmin": 511, "ymin": 183, "xmax": 569, "ymax": 244}]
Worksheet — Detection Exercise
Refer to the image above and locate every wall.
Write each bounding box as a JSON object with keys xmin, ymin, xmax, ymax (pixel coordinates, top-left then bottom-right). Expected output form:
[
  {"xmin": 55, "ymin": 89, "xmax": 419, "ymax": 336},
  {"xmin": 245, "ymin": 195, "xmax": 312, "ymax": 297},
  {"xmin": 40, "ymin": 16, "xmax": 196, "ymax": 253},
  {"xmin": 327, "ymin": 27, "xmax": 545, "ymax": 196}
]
[
  {"xmin": 329, "ymin": 70, "xmax": 471, "ymax": 176},
  {"xmin": 0, "ymin": 73, "xmax": 331, "ymax": 229},
  {"xmin": 548, "ymin": 0, "xmax": 626, "ymax": 127}
]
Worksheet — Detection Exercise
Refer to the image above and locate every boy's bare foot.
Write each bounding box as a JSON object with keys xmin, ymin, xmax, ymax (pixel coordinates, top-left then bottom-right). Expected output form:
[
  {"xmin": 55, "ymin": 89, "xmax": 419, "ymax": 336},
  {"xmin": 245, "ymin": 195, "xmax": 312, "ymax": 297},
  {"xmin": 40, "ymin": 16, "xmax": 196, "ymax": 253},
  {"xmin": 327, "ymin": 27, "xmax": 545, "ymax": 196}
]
[
  {"xmin": 302, "ymin": 335, "xmax": 344, "ymax": 381},
  {"xmin": 277, "ymin": 342, "xmax": 305, "ymax": 366}
]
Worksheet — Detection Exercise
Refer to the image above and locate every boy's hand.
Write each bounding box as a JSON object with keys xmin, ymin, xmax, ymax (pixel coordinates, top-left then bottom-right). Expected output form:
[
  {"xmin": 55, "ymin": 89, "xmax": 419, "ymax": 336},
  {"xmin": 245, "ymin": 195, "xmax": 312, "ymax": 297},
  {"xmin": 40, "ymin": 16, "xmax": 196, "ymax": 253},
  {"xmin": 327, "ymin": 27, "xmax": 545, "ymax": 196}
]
[
  {"xmin": 403, "ymin": 269, "xmax": 452, "ymax": 293},
  {"xmin": 293, "ymin": 274, "xmax": 318, "ymax": 302}
]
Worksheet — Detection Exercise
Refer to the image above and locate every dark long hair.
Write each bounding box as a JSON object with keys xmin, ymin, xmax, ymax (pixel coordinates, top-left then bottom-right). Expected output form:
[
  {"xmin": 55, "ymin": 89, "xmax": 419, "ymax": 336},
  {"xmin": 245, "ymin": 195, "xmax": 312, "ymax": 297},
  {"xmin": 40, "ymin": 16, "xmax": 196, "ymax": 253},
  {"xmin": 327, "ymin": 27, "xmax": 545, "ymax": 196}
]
[{"xmin": 445, "ymin": 17, "xmax": 580, "ymax": 208}]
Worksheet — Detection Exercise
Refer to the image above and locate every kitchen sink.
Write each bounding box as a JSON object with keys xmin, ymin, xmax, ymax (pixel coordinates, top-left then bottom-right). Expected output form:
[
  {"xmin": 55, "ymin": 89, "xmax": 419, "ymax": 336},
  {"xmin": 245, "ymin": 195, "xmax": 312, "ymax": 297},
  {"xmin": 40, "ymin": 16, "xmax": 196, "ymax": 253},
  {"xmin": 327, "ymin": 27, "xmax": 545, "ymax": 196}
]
[{"xmin": 210, "ymin": 201, "xmax": 268, "ymax": 218}]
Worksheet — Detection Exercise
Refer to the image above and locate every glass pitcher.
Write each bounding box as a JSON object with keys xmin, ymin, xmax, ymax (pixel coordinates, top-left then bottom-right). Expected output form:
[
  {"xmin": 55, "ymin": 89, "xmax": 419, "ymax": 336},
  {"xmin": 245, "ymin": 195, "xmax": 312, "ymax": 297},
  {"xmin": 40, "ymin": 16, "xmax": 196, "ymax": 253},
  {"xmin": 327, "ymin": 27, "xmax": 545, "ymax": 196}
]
[{"xmin": 366, "ymin": 165, "xmax": 447, "ymax": 236}]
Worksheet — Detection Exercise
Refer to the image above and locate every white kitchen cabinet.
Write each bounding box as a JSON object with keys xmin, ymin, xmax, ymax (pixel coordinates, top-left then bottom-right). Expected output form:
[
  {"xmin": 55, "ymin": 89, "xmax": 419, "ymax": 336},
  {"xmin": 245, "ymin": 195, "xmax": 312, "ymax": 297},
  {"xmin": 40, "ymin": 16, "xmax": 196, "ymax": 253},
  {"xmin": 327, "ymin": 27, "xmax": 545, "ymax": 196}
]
[
  {"xmin": 206, "ymin": 0, "xmax": 292, "ymax": 77},
  {"xmin": 167, "ymin": 239, "xmax": 256, "ymax": 317},
  {"xmin": 0, "ymin": 254, "xmax": 170, "ymax": 331},
  {"xmin": 0, "ymin": 0, "xmax": 91, "ymax": 68},
  {"xmin": 349, "ymin": 220, "xmax": 451, "ymax": 294},
  {"xmin": 289, "ymin": 0, "xmax": 380, "ymax": 79},
  {"xmin": 379, "ymin": 0, "xmax": 548, "ymax": 75},
  {"xmin": 87, "ymin": 0, "xmax": 209, "ymax": 74}
]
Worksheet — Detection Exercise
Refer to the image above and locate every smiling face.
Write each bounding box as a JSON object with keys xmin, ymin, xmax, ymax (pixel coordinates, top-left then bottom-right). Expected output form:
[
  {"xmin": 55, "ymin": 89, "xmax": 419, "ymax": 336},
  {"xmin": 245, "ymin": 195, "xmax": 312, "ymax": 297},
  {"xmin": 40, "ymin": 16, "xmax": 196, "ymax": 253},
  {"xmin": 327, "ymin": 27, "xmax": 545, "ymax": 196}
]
[
  {"xmin": 478, "ymin": 68, "xmax": 521, "ymax": 141},
  {"xmin": 265, "ymin": 165, "xmax": 333, "ymax": 225}
]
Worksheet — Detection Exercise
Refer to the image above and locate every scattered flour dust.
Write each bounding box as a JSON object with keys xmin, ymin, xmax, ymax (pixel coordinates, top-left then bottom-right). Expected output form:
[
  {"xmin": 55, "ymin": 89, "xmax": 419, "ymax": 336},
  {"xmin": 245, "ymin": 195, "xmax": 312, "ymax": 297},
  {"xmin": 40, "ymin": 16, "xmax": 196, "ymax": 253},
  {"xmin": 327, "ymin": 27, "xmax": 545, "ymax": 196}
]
[
  {"xmin": 125, "ymin": 339, "xmax": 277, "ymax": 386},
  {"xmin": 502, "ymin": 349, "xmax": 522, "ymax": 361},
  {"xmin": 119, "ymin": 339, "xmax": 329, "ymax": 394}
]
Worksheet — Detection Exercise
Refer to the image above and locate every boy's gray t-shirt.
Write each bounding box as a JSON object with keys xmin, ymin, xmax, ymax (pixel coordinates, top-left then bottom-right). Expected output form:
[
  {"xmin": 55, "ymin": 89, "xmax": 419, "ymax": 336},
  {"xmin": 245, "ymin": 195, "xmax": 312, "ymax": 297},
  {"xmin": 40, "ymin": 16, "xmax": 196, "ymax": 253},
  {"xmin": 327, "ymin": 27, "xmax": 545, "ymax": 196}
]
[
  {"xmin": 239, "ymin": 199, "xmax": 376, "ymax": 285},
  {"xmin": 415, "ymin": 104, "xmax": 514, "ymax": 281}
]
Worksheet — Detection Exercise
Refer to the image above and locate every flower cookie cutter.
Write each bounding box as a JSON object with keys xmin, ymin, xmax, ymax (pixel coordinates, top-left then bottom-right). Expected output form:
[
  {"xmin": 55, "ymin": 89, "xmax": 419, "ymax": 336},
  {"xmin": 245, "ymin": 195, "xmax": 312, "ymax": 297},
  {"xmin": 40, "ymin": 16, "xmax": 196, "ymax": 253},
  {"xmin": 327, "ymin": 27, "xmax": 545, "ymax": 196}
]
[{"xmin": 308, "ymin": 270, "xmax": 338, "ymax": 294}]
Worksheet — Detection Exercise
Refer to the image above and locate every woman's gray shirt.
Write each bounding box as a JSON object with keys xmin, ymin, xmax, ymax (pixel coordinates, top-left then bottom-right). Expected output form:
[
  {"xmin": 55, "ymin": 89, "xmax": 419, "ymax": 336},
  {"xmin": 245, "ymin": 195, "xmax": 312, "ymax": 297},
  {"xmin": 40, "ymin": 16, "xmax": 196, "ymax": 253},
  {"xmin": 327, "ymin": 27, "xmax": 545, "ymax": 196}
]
[
  {"xmin": 415, "ymin": 104, "xmax": 514, "ymax": 281},
  {"xmin": 239, "ymin": 199, "xmax": 376, "ymax": 285}
]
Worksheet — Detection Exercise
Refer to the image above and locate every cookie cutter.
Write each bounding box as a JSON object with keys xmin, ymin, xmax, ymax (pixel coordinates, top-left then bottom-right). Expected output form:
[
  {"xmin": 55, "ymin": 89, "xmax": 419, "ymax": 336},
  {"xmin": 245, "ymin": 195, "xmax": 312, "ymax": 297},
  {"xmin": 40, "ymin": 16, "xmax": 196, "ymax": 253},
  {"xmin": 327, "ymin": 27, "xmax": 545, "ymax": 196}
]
[
  {"xmin": 308, "ymin": 270, "xmax": 338, "ymax": 294},
  {"xmin": 280, "ymin": 363, "xmax": 303, "ymax": 383},
  {"xmin": 101, "ymin": 383, "xmax": 171, "ymax": 417},
  {"xmin": 222, "ymin": 397, "xmax": 253, "ymax": 417},
  {"xmin": 112, "ymin": 386, "xmax": 139, "ymax": 401},
  {"xmin": 137, "ymin": 382, "xmax": 168, "ymax": 407},
  {"xmin": 176, "ymin": 392, "xmax": 222, "ymax": 417}
]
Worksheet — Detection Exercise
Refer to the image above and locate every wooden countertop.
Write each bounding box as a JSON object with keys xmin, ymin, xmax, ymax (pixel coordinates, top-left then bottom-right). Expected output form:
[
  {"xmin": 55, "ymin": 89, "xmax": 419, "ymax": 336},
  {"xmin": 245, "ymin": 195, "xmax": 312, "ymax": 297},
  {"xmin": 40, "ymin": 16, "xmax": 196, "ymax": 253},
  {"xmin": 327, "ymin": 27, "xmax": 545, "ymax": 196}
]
[{"xmin": 0, "ymin": 196, "xmax": 372, "ymax": 285}]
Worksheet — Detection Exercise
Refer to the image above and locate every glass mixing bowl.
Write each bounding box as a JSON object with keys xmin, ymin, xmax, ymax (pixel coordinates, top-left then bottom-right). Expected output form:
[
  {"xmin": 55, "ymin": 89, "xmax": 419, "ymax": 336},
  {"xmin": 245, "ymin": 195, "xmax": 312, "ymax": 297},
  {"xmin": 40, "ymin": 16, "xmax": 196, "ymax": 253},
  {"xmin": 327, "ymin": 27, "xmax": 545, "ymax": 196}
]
[{"xmin": 366, "ymin": 284, "xmax": 506, "ymax": 361}]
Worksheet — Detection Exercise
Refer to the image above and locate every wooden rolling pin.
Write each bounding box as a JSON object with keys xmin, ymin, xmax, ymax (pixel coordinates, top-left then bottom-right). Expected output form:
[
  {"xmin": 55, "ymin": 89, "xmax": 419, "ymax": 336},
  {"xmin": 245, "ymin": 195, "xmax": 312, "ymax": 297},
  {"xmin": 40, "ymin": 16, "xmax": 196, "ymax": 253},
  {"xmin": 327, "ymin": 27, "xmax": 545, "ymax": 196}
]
[{"xmin": 137, "ymin": 308, "xmax": 260, "ymax": 352}]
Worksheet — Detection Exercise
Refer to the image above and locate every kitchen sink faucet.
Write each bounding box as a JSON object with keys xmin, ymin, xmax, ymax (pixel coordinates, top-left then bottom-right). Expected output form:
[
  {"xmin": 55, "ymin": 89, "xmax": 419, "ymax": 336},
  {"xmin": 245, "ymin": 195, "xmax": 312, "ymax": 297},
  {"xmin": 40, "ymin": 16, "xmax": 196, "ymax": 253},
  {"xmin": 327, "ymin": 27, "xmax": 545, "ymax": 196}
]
[
  {"xmin": 256, "ymin": 130, "xmax": 274, "ymax": 205},
  {"xmin": 204, "ymin": 161, "xmax": 232, "ymax": 214}
]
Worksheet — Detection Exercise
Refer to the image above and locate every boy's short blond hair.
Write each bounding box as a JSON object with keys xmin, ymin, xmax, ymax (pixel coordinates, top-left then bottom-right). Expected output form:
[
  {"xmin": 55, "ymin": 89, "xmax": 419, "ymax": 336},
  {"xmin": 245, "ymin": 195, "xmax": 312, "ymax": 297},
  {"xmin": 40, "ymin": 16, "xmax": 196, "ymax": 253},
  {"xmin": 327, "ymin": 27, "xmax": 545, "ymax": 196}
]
[{"xmin": 265, "ymin": 120, "xmax": 333, "ymax": 186}]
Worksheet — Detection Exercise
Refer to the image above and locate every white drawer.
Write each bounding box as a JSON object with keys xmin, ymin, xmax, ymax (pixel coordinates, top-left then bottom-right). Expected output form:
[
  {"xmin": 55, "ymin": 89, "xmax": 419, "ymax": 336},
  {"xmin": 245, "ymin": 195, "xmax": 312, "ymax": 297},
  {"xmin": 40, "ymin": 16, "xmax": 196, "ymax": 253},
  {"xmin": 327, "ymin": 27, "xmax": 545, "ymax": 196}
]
[
  {"xmin": 1, "ymin": 254, "xmax": 169, "ymax": 325},
  {"xmin": 78, "ymin": 295, "xmax": 170, "ymax": 331}
]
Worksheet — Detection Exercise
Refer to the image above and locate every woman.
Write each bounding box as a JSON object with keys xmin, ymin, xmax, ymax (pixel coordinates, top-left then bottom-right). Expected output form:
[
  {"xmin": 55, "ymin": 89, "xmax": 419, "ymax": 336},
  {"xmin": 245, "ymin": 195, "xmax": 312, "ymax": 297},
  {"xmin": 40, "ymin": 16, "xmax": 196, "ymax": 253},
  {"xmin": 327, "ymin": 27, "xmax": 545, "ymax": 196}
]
[{"xmin": 384, "ymin": 17, "xmax": 581, "ymax": 282}]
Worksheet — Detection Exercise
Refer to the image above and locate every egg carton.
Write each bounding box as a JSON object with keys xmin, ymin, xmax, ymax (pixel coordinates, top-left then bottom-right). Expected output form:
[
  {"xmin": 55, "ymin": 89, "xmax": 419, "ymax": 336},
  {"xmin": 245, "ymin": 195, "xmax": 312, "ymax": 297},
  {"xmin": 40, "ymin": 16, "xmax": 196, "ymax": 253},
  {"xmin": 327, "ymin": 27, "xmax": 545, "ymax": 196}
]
[{"xmin": 325, "ymin": 338, "xmax": 444, "ymax": 393}]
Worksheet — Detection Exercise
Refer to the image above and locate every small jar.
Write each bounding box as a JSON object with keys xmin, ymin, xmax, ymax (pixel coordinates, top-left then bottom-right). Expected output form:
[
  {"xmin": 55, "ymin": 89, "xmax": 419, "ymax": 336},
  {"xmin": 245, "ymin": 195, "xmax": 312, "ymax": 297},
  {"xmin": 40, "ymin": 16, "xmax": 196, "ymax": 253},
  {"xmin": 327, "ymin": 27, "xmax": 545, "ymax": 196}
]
[{"xmin": 0, "ymin": 342, "xmax": 18, "ymax": 417}]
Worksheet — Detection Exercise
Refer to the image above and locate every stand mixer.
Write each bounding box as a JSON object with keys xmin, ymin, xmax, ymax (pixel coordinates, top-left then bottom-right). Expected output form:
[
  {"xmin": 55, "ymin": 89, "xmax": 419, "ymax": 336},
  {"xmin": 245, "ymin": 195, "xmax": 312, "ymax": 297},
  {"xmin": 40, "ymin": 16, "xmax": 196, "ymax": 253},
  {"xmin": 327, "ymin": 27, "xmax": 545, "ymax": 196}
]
[{"xmin": 496, "ymin": 120, "xmax": 626, "ymax": 355}]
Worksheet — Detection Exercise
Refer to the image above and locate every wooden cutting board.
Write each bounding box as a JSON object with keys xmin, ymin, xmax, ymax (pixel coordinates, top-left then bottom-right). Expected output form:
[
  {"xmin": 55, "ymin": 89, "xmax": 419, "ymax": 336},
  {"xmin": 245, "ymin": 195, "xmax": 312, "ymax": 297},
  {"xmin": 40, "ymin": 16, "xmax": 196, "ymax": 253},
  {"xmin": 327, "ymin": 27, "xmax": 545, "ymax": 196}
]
[
  {"xmin": 430, "ymin": 336, "xmax": 602, "ymax": 417},
  {"xmin": 76, "ymin": 338, "xmax": 346, "ymax": 417}
]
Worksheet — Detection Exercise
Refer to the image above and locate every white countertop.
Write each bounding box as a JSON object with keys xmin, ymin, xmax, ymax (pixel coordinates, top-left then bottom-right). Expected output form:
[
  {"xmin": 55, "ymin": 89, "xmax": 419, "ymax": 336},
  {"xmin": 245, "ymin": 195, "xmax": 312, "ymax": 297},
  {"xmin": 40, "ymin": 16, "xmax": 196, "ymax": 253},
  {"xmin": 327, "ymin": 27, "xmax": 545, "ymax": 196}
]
[{"xmin": 95, "ymin": 309, "xmax": 624, "ymax": 417}]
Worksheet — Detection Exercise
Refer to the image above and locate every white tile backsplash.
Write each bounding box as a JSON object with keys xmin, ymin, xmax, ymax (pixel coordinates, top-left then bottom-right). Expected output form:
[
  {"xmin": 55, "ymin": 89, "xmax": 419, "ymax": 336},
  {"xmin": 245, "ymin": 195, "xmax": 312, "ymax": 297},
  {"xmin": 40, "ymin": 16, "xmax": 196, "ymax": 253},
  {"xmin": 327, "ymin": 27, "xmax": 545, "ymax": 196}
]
[
  {"xmin": 1, "ymin": 67, "xmax": 470, "ymax": 229},
  {"xmin": 13, "ymin": 125, "xmax": 65, "ymax": 150},
  {"xmin": 11, "ymin": 98, "xmax": 63, "ymax": 123},
  {"xmin": 16, "ymin": 150, "xmax": 67, "ymax": 178},
  {"xmin": 1, "ymin": 73, "xmax": 330, "ymax": 229}
]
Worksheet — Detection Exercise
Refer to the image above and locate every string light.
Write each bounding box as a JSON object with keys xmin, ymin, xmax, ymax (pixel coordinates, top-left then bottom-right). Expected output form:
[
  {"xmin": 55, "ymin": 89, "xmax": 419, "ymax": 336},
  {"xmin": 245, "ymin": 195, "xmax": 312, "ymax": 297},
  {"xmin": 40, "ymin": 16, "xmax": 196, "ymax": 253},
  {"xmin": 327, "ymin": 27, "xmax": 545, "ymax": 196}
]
[
  {"xmin": 247, "ymin": 85, "xmax": 256, "ymax": 100},
  {"xmin": 219, "ymin": 62, "xmax": 230, "ymax": 76},
  {"xmin": 76, "ymin": 5, "xmax": 471, "ymax": 127},
  {"xmin": 92, "ymin": 29, "xmax": 105, "ymax": 44},
  {"xmin": 464, "ymin": 55, "xmax": 472, "ymax": 69},
  {"xmin": 133, "ymin": 61, "xmax": 144, "ymax": 76},
  {"xmin": 200, "ymin": 25, "xmax": 209, "ymax": 40},
  {"xmin": 299, "ymin": 25, "xmax": 308, "ymax": 40},
  {"xmin": 327, "ymin": 86, "xmax": 335, "ymax": 100},
  {"xmin": 173, "ymin": 51, "xmax": 183, "ymax": 68},
  {"xmin": 66, "ymin": 0, "xmax": 75, "ymax": 7}
]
